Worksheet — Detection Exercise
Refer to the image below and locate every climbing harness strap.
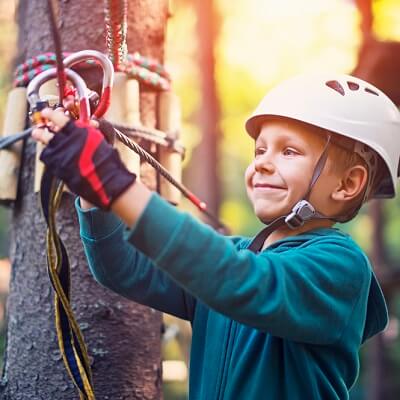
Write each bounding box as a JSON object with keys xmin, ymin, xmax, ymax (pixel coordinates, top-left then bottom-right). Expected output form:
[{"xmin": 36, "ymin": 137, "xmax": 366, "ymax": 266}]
[{"xmin": 40, "ymin": 169, "xmax": 95, "ymax": 400}]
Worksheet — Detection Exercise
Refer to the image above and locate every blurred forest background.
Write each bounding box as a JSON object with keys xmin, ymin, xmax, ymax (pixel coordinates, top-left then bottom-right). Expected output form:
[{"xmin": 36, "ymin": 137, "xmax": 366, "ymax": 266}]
[{"xmin": 0, "ymin": 0, "xmax": 400, "ymax": 399}]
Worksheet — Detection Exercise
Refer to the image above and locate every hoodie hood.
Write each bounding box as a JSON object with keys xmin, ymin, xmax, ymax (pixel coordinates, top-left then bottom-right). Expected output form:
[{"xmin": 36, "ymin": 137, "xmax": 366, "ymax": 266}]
[
  {"xmin": 361, "ymin": 270, "xmax": 388, "ymax": 343},
  {"xmin": 262, "ymin": 227, "xmax": 389, "ymax": 344}
]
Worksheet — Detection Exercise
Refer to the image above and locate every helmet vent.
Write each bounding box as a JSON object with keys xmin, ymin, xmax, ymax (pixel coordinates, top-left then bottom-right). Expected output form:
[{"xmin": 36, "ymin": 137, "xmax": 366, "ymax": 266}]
[
  {"xmin": 365, "ymin": 87, "xmax": 379, "ymax": 96},
  {"xmin": 347, "ymin": 81, "xmax": 360, "ymax": 91},
  {"xmin": 325, "ymin": 80, "xmax": 345, "ymax": 96}
]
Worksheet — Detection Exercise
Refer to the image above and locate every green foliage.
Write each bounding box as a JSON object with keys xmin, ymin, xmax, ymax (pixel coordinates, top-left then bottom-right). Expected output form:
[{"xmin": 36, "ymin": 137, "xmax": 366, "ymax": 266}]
[
  {"xmin": 384, "ymin": 196, "xmax": 400, "ymax": 264},
  {"xmin": 217, "ymin": 66, "xmax": 267, "ymax": 235},
  {"xmin": 163, "ymin": 382, "xmax": 188, "ymax": 400},
  {"xmin": 163, "ymin": 338, "xmax": 184, "ymax": 361}
]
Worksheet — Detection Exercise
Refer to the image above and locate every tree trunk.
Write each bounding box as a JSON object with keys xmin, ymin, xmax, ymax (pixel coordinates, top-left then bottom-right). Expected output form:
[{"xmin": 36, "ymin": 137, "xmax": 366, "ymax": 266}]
[
  {"xmin": 366, "ymin": 201, "xmax": 387, "ymax": 400},
  {"xmin": 185, "ymin": 0, "xmax": 221, "ymax": 219},
  {"xmin": 1, "ymin": 0, "xmax": 168, "ymax": 398},
  {"xmin": 352, "ymin": 3, "xmax": 398, "ymax": 399},
  {"xmin": 353, "ymin": 0, "xmax": 400, "ymax": 105}
]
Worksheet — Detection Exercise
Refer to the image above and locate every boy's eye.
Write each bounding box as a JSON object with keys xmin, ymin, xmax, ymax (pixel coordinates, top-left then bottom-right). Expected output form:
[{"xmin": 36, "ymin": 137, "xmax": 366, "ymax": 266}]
[
  {"xmin": 283, "ymin": 148, "xmax": 299, "ymax": 156},
  {"xmin": 254, "ymin": 147, "xmax": 266, "ymax": 157}
]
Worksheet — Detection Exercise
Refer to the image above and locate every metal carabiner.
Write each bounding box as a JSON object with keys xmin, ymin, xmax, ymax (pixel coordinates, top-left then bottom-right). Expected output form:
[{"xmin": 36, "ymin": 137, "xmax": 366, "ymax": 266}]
[
  {"xmin": 27, "ymin": 67, "xmax": 91, "ymax": 123},
  {"xmin": 63, "ymin": 50, "xmax": 114, "ymax": 119}
]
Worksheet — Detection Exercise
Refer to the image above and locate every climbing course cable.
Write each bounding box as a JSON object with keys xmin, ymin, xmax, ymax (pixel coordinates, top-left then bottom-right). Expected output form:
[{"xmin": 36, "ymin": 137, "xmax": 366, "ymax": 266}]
[
  {"xmin": 112, "ymin": 126, "xmax": 229, "ymax": 232},
  {"xmin": 0, "ymin": 128, "xmax": 32, "ymax": 150}
]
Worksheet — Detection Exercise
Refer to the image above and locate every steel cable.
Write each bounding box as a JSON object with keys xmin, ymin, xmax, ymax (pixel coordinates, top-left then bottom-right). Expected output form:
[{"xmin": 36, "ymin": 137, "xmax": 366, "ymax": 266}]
[
  {"xmin": 0, "ymin": 128, "xmax": 33, "ymax": 150},
  {"xmin": 113, "ymin": 127, "xmax": 229, "ymax": 233}
]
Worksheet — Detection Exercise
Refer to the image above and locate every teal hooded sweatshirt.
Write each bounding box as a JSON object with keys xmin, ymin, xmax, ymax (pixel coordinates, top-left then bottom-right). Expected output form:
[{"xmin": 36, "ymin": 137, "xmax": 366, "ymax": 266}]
[{"xmin": 76, "ymin": 193, "xmax": 388, "ymax": 400}]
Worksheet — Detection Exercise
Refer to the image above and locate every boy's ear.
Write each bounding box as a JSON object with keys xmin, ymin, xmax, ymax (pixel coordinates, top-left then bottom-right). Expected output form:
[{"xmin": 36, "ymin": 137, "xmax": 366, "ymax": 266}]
[{"xmin": 331, "ymin": 165, "xmax": 369, "ymax": 202}]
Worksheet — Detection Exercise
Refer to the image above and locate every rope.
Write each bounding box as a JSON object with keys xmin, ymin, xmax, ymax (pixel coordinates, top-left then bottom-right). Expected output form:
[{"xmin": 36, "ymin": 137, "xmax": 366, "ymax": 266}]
[
  {"xmin": 14, "ymin": 53, "xmax": 70, "ymax": 88},
  {"xmin": 104, "ymin": 0, "xmax": 128, "ymax": 70},
  {"xmin": 14, "ymin": 52, "xmax": 171, "ymax": 91},
  {"xmin": 118, "ymin": 55, "xmax": 171, "ymax": 90},
  {"xmin": 104, "ymin": 0, "xmax": 171, "ymax": 90},
  {"xmin": 46, "ymin": 0, "xmax": 67, "ymax": 102},
  {"xmin": 127, "ymin": 52, "xmax": 170, "ymax": 81}
]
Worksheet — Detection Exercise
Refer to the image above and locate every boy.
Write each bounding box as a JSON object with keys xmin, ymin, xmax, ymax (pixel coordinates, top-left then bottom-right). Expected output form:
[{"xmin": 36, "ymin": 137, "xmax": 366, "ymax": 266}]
[{"xmin": 33, "ymin": 73, "xmax": 400, "ymax": 399}]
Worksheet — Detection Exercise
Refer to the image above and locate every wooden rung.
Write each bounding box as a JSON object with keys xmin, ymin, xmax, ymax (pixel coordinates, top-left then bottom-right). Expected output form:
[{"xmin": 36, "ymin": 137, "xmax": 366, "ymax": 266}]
[
  {"xmin": 0, "ymin": 87, "xmax": 28, "ymax": 202},
  {"xmin": 104, "ymin": 72, "xmax": 141, "ymax": 179},
  {"xmin": 157, "ymin": 91, "xmax": 182, "ymax": 205}
]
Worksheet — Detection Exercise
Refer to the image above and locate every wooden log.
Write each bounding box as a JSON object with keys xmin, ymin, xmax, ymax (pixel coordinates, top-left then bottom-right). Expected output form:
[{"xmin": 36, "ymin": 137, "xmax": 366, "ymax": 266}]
[
  {"xmin": 104, "ymin": 72, "xmax": 141, "ymax": 179},
  {"xmin": 0, "ymin": 87, "xmax": 28, "ymax": 203},
  {"xmin": 157, "ymin": 91, "xmax": 182, "ymax": 204}
]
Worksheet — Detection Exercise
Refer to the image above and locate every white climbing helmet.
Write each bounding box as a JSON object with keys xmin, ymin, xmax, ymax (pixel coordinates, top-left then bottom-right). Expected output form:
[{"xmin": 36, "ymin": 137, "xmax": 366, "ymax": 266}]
[{"xmin": 245, "ymin": 73, "xmax": 400, "ymax": 198}]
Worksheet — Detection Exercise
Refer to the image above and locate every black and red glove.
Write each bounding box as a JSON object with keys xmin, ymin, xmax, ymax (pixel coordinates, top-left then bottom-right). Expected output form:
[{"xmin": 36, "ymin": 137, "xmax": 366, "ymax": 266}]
[{"xmin": 40, "ymin": 119, "xmax": 136, "ymax": 209}]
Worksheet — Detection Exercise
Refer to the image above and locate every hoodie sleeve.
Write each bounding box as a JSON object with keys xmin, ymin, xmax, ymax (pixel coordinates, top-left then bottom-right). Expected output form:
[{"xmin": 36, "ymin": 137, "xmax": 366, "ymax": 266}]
[
  {"xmin": 75, "ymin": 198, "xmax": 197, "ymax": 321},
  {"xmin": 127, "ymin": 193, "xmax": 374, "ymax": 345}
]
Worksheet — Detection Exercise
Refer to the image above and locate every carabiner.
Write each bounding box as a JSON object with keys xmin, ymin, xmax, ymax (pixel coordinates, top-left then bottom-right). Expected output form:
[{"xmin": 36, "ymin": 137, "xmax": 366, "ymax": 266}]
[
  {"xmin": 63, "ymin": 50, "xmax": 114, "ymax": 119},
  {"xmin": 27, "ymin": 67, "xmax": 91, "ymax": 123}
]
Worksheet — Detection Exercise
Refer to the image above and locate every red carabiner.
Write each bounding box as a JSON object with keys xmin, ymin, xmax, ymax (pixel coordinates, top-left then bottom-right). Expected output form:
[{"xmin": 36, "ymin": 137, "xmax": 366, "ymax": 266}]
[{"xmin": 63, "ymin": 50, "xmax": 114, "ymax": 119}]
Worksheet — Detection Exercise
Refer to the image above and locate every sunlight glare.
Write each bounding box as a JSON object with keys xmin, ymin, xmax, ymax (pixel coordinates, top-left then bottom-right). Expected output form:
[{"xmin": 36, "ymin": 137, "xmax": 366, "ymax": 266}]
[{"xmin": 217, "ymin": 0, "xmax": 359, "ymax": 86}]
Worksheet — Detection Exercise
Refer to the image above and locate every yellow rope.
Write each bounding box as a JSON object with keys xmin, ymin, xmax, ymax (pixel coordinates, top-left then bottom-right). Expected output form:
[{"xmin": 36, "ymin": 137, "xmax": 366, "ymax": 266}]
[{"xmin": 45, "ymin": 178, "xmax": 95, "ymax": 399}]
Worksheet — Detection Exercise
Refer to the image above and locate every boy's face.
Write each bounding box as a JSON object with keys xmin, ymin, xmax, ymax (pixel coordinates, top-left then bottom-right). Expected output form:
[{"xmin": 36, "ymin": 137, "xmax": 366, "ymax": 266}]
[{"xmin": 245, "ymin": 118, "xmax": 340, "ymax": 223}]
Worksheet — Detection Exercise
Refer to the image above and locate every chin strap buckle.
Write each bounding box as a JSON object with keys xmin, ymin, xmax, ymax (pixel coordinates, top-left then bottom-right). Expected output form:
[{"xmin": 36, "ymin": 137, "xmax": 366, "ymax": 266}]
[{"xmin": 285, "ymin": 200, "xmax": 316, "ymax": 229}]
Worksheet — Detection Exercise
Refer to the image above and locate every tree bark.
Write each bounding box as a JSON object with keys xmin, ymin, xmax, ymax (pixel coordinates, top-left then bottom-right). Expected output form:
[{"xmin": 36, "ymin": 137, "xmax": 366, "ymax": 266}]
[
  {"xmin": 353, "ymin": 0, "xmax": 400, "ymax": 105},
  {"xmin": 1, "ymin": 0, "xmax": 168, "ymax": 398},
  {"xmin": 184, "ymin": 0, "xmax": 221, "ymax": 220}
]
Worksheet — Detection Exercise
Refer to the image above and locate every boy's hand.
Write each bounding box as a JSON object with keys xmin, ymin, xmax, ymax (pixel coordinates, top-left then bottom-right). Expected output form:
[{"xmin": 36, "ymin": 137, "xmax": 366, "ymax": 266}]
[{"xmin": 32, "ymin": 108, "xmax": 136, "ymax": 209}]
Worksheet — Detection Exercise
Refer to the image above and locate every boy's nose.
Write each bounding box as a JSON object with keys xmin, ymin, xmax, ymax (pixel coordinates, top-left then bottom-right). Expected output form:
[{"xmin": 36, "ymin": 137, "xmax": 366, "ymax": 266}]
[{"xmin": 254, "ymin": 153, "xmax": 276, "ymax": 174}]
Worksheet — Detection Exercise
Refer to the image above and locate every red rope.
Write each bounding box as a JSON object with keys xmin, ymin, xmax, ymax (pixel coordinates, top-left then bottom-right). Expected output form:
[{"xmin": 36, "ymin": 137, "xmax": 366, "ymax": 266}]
[
  {"xmin": 14, "ymin": 52, "xmax": 171, "ymax": 91},
  {"xmin": 104, "ymin": 0, "xmax": 128, "ymax": 70}
]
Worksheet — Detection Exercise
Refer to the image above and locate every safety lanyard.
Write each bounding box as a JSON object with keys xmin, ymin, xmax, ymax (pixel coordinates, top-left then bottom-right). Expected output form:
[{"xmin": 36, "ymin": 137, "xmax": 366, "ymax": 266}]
[{"xmin": 40, "ymin": 168, "xmax": 95, "ymax": 400}]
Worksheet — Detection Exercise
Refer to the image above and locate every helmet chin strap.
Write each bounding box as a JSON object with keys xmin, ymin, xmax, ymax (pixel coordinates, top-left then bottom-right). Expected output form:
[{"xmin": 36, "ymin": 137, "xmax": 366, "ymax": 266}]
[{"xmin": 249, "ymin": 134, "xmax": 335, "ymax": 253}]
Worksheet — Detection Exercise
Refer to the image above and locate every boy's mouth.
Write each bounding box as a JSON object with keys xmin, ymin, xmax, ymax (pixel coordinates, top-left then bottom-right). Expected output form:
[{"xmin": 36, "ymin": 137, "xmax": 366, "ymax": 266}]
[{"xmin": 253, "ymin": 182, "xmax": 286, "ymax": 190}]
